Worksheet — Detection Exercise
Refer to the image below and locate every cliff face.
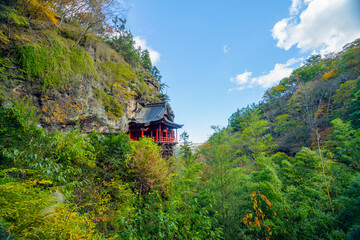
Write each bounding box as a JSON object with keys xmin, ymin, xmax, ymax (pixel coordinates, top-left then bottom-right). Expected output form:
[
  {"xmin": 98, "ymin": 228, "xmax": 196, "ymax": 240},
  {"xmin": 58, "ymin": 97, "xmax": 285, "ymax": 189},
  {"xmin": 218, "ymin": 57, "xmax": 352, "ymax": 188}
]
[{"xmin": 0, "ymin": 23, "xmax": 161, "ymax": 134}]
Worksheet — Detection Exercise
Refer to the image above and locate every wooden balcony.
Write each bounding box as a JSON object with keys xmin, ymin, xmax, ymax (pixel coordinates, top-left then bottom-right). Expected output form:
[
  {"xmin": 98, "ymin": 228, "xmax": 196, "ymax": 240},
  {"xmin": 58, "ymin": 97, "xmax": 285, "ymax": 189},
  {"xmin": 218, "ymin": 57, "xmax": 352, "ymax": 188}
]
[
  {"xmin": 130, "ymin": 135, "xmax": 178, "ymax": 143},
  {"xmin": 152, "ymin": 135, "xmax": 178, "ymax": 143},
  {"xmin": 129, "ymin": 128, "xmax": 178, "ymax": 144}
]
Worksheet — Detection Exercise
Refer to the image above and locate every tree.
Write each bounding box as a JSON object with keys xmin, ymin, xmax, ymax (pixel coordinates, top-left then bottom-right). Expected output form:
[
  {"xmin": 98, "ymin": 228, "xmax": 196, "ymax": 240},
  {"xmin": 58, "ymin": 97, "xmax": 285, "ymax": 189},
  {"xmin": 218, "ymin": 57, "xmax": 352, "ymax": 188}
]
[
  {"xmin": 141, "ymin": 49, "xmax": 152, "ymax": 71},
  {"xmin": 329, "ymin": 118, "xmax": 360, "ymax": 170},
  {"xmin": 126, "ymin": 137, "xmax": 170, "ymax": 196},
  {"xmin": 54, "ymin": 0, "xmax": 87, "ymax": 27},
  {"xmin": 75, "ymin": 0, "xmax": 107, "ymax": 44},
  {"xmin": 179, "ymin": 131, "xmax": 194, "ymax": 165},
  {"xmin": 332, "ymin": 79, "xmax": 357, "ymax": 117},
  {"xmin": 243, "ymin": 191, "xmax": 277, "ymax": 240},
  {"xmin": 201, "ymin": 127, "xmax": 245, "ymax": 238},
  {"xmin": 228, "ymin": 105, "xmax": 254, "ymax": 132},
  {"xmin": 349, "ymin": 77, "xmax": 360, "ymax": 128},
  {"xmin": 17, "ymin": 0, "xmax": 58, "ymax": 26},
  {"xmin": 151, "ymin": 66, "xmax": 162, "ymax": 82},
  {"xmin": 107, "ymin": 16, "xmax": 141, "ymax": 65},
  {"xmin": 238, "ymin": 109, "xmax": 276, "ymax": 159},
  {"xmin": 73, "ymin": 0, "xmax": 125, "ymax": 44}
]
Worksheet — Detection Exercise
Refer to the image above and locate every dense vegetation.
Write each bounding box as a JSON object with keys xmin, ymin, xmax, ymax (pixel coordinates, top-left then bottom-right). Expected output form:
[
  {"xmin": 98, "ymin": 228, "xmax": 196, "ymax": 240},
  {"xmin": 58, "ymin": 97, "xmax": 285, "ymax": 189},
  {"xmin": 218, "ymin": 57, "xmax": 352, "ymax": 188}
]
[
  {"xmin": 0, "ymin": 99, "xmax": 221, "ymax": 239},
  {"xmin": 200, "ymin": 39, "xmax": 360, "ymax": 239},
  {"xmin": 1, "ymin": 0, "xmax": 360, "ymax": 239}
]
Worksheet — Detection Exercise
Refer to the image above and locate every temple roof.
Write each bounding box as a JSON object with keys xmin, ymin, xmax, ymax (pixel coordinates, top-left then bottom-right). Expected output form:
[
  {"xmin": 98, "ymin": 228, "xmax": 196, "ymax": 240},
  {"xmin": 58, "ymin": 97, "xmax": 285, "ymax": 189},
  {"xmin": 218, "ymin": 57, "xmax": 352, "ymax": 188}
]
[{"xmin": 130, "ymin": 102, "xmax": 183, "ymax": 128}]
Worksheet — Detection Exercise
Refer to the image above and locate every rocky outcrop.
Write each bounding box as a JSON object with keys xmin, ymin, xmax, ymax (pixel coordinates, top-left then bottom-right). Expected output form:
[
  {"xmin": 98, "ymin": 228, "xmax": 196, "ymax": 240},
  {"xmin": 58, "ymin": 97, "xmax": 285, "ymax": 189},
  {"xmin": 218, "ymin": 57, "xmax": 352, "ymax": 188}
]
[
  {"xmin": 8, "ymin": 76, "xmax": 159, "ymax": 134},
  {"xmin": 0, "ymin": 30, "xmax": 161, "ymax": 134}
]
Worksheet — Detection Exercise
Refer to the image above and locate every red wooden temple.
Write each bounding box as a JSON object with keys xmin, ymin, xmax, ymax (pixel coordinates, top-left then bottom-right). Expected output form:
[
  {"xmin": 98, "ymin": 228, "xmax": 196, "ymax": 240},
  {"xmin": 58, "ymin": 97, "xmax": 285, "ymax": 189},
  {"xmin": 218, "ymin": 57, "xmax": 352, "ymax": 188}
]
[{"xmin": 128, "ymin": 102, "xmax": 183, "ymax": 157}]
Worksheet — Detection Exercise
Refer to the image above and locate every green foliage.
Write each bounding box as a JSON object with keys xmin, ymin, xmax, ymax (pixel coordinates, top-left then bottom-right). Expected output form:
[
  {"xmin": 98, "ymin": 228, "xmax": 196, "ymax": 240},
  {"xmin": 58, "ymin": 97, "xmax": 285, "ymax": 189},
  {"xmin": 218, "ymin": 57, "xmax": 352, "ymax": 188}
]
[
  {"xmin": 349, "ymin": 78, "xmax": 360, "ymax": 128},
  {"xmin": 291, "ymin": 54, "xmax": 325, "ymax": 83},
  {"xmin": 89, "ymin": 131, "xmax": 131, "ymax": 181},
  {"xmin": 332, "ymin": 79, "xmax": 358, "ymax": 117},
  {"xmin": 107, "ymin": 16, "xmax": 141, "ymax": 66},
  {"xmin": 120, "ymin": 193, "xmax": 221, "ymax": 240},
  {"xmin": 179, "ymin": 131, "xmax": 195, "ymax": 165},
  {"xmin": 17, "ymin": 37, "xmax": 97, "ymax": 90},
  {"xmin": 228, "ymin": 105, "xmax": 255, "ymax": 132},
  {"xmin": 0, "ymin": 57, "xmax": 16, "ymax": 82},
  {"xmin": 274, "ymin": 114, "xmax": 298, "ymax": 134},
  {"xmin": 335, "ymin": 175, "xmax": 360, "ymax": 238},
  {"xmin": 329, "ymin": 119, "xmax": 360, "ymax": 169},
  {"xmin": 200, "ymin": 127, "xmax": 251, "ymax": 238},
  {"xmin": 0, "ymin": 98, "xmax": 42, "ymax": 167},
  {"xmin": 239, "ymin": 109, "xmax": 276, "ymax": 158},
  {"xmin": 0, "ymin": 4, "xmax": 28, "ymax": 27},
  {"xmin": 151, "ymin": 66, "xmax": 162, "ymax": 83},
  {"xmin": 93, "ymin": 87, "xmax": 124, "ymax": 120},
  {"xmin": 0, "ymin": 181, "xmax": 99, "ymax": 239},
  {"xmin": 141, "ymin": 49, "xmax": 152, "ymax": 71},
  {"xmin": 51, "ymin": 129, "xmax": 96, "ymax": 168},
  {"xmin": 199, "ymin": 39, "xmax": 360, "ymax": 238},
  {"xmin": 127, "ymin": 137, "xmax": 170, "ymax": 196},
  {"xmin": 338, "ymin": 40, "xmax": 360, "ymax": 72},
  {"xmin": 98, "ymin": 61, "xmax": 136, "ymax": 84},
  {"xmin": 0, "ymin": 98, "xmax": 98, "ymax": 184},
  {"xmin": 106, "ymin": 15, "xmax": 163, "ymax": 89}
]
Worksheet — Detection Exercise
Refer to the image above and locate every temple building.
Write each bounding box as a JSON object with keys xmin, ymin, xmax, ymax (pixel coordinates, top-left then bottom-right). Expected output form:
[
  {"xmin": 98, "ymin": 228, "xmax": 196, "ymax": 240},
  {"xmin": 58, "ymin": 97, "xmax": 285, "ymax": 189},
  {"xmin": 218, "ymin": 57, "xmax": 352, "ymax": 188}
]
[{"xmin": 128, "ymin": 102, "xmax": 183, "ymax": 157}]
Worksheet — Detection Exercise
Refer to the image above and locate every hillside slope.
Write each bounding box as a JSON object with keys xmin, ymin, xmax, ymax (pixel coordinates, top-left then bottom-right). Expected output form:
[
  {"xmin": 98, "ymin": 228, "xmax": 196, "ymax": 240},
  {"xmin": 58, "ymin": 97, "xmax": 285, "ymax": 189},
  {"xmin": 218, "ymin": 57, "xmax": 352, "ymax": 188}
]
[
  {"xmin": 200, "ymin": 38, "xmax": 360, "ymax": 239},
  {"xmin": 0, "ymin": 6, "xmax": 161, "ymax": 133},
  {"xmin": 229, "ymin": 38, "xmax": 360, "ymax": 155}
]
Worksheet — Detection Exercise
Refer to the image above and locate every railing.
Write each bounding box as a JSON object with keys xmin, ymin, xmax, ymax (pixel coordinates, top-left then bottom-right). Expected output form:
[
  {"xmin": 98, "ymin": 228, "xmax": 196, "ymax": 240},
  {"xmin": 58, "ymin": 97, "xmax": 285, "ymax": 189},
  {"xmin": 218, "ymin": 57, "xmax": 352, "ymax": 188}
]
[
  {"xmin": 152, "ymin": 136, "xmax": 178, "ymax": 143},
  {"xmin": 129, "ymin": 128, "xmax": 178, "ymax": 143},
  {"xmin": 130, "ymin": 136, "xmax": 178, "ymax": 143}
]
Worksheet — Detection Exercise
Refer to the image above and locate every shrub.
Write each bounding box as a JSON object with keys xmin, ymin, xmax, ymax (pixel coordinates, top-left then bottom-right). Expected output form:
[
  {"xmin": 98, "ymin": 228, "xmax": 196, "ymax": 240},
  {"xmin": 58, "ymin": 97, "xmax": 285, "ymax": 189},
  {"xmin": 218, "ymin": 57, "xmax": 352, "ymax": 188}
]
[{"xmin": 126, "ymin": 137, "xmax": 170, "ymax": 196}]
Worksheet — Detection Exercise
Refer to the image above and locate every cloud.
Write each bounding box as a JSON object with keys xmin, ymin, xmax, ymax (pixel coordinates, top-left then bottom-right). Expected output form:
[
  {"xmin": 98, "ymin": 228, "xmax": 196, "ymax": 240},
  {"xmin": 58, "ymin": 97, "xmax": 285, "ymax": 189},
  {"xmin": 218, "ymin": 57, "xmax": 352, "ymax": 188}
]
[
  {"xmin": 272, "ymin": 0, "xmax": 360, "ymax": 55},
  {"xmin": 223, "ymin": 44, "xmax": 229, "ymax": 53},
  {"xmin": 230, "ymin": 71, "xmax": 252, "ymax": 85},
  {"xmin": 133, "ymin": 36, "xmax": 161, "ymax": 64},
  {"xmin": 289, "ymin": 0, "xmax": 302, "ymax": 15},
  {"xmin": 229, "ymin": 58, "xmax": 303, "ymax": 91}
]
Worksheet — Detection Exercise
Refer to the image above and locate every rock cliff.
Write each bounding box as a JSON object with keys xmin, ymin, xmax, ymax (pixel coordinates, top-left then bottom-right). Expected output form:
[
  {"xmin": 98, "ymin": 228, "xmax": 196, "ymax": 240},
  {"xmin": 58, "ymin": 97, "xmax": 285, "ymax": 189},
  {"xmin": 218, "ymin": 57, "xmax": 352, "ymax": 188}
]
[{"xmin": 0, "ymin": 24, "xmax": 161, "ymax": 134}]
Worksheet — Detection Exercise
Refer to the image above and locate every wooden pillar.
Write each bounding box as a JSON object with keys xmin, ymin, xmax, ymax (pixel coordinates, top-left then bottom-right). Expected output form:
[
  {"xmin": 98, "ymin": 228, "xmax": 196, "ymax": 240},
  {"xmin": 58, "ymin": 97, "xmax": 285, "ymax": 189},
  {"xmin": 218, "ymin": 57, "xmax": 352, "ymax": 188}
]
[
  {"xmin": 156, "ymin": 126, "xmax": 158, "ymax": 142},
  {"xmin": 129, "ymin": 131, "xmax": 131, "ymax": 139},
  {"xmin": 159, "ymin": 124, "xmax": 162, "ymax": 141},
  {"xmin": 151, "ymin": 130, "xmax": 153, "ymax": 139},
  {"xmin": 141, "ymin": 130, "xmax": 144, "ymax": 137},
  {"xmin": 165, "ymin": 128, "xmax": 168, "ymax": 142}
]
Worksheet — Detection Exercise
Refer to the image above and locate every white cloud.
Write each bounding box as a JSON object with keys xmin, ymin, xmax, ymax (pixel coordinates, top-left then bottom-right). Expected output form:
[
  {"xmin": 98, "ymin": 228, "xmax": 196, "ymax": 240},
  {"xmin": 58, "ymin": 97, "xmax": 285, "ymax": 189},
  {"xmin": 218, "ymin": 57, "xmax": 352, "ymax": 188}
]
[
  {"xmin": 223, "ymin": 44, "xmax": 229, "ymax": 53},
  {"xmin": 229, "ymin": 58, "xmax": 303, "ymax": 91},
  {"xmin": 290, "ymin": 0, "xmax": 302, "ymax": 15},
  {"xmin": 134, "ymin": 36, "xmax": 161, "ymax": 64},
  {"xmin": 272, "ymin": 0, "xmax": 360, "ymax": 54},
  {"xmin": 230, "ymin": 71, "xmax": 252, "ymax": 85}
]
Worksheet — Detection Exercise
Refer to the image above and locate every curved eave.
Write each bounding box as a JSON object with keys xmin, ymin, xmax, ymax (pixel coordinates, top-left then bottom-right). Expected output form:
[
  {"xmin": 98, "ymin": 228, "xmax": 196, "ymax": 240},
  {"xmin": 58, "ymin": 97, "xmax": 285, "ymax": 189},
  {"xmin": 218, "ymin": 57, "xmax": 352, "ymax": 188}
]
[
  {"xmin": 129, "ymin": 119, "xmax": 183, "ymax": 129},
  {"xmin": 162, "ymin": 119, "xmax": 183, "ymax": 128}
]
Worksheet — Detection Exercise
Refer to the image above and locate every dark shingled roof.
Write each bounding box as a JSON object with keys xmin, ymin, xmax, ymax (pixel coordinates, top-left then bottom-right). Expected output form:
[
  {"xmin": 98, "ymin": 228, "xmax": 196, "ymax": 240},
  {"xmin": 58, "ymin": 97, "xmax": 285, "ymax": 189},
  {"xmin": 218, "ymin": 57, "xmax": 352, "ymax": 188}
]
[{"xmin": 130, "ymin": 102, "xmax": 183, "ymax": 128}]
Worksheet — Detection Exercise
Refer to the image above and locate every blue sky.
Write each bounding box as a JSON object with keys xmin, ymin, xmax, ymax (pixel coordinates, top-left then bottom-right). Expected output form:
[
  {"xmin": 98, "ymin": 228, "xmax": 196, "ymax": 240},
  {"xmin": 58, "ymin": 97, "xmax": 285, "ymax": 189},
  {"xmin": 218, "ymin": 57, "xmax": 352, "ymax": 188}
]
[{"xmin": 125, "ymin": 0, "xmax": 360, "ymax": 143}]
